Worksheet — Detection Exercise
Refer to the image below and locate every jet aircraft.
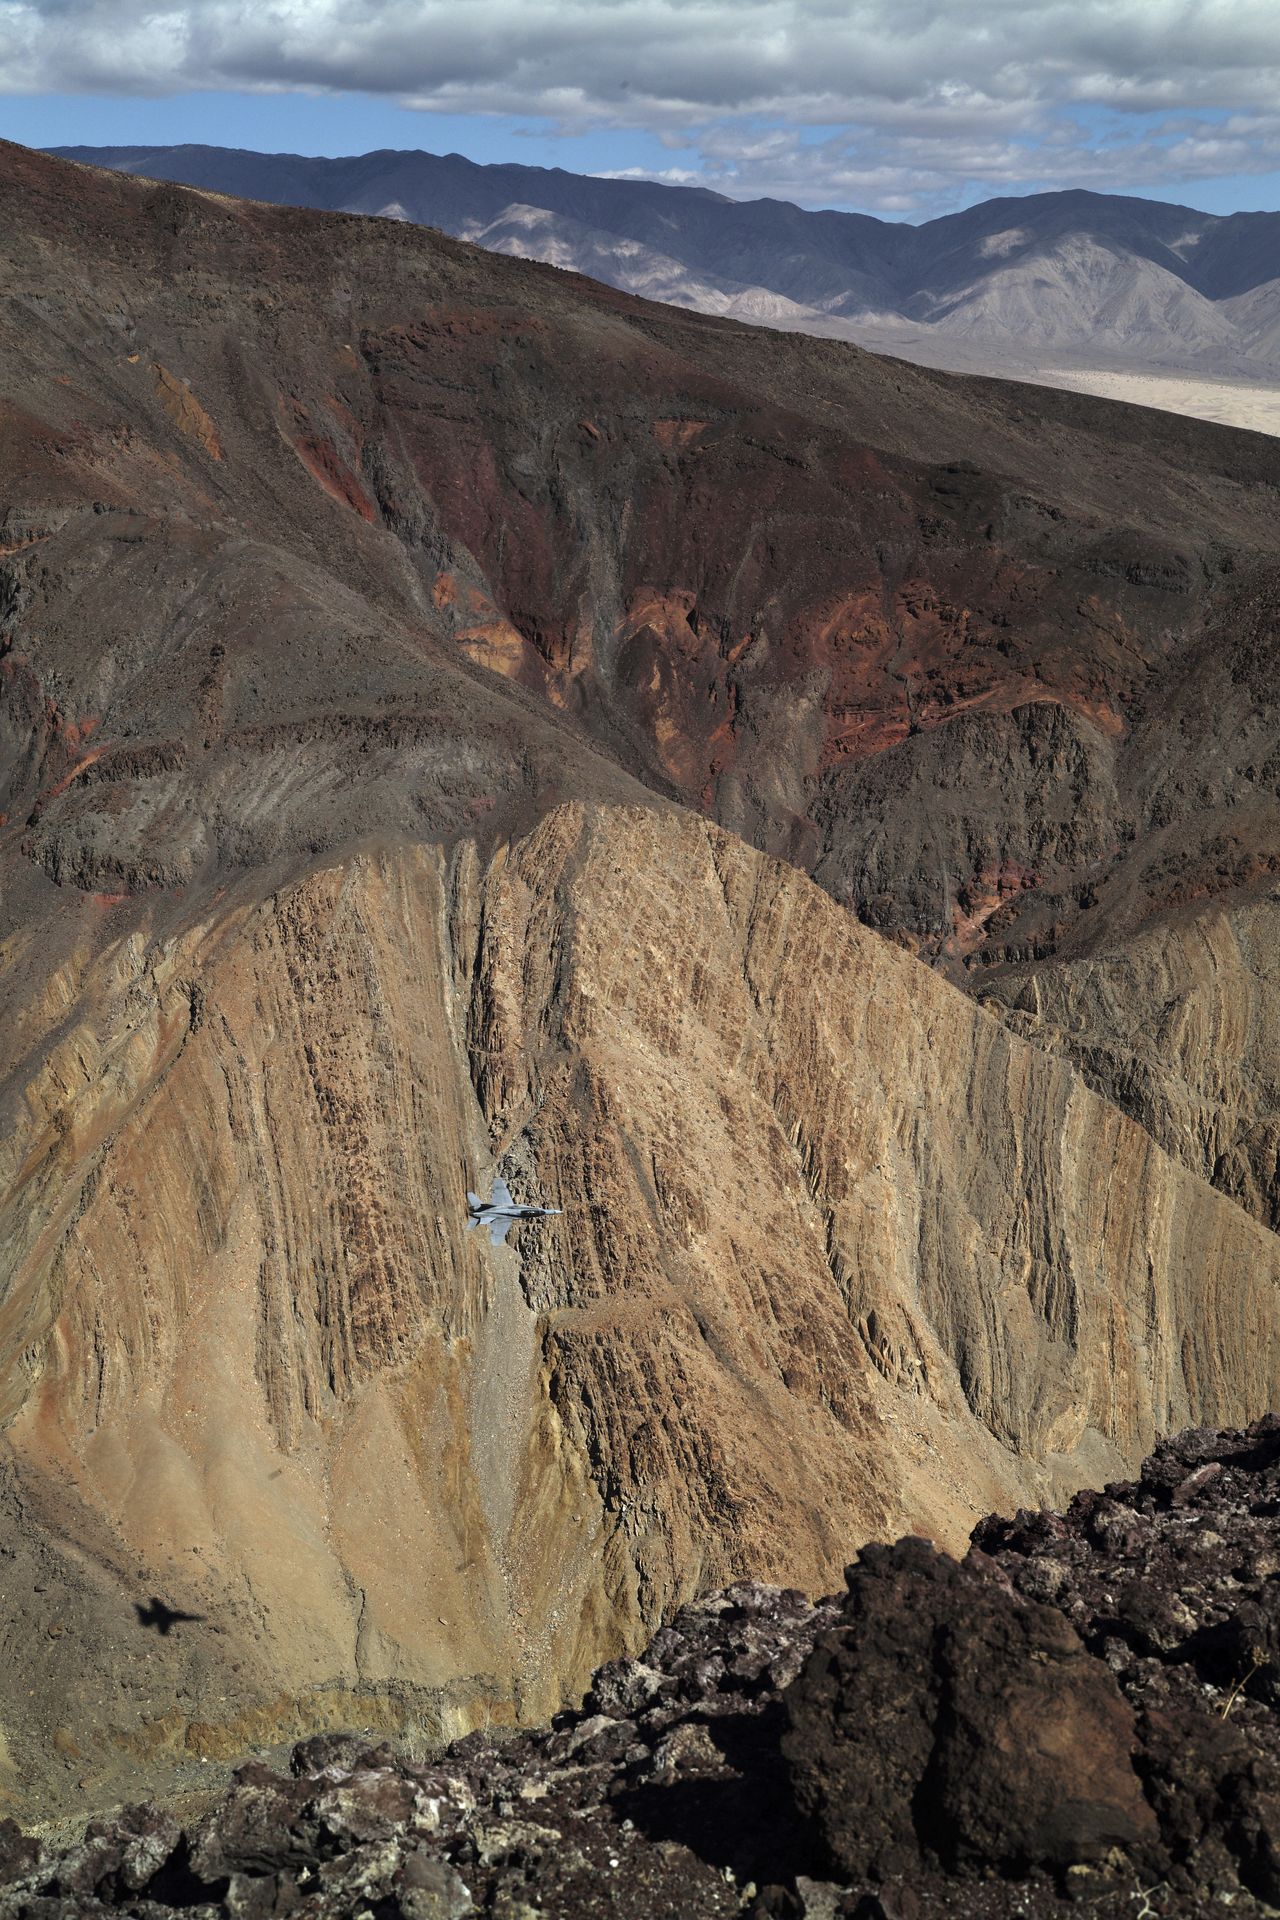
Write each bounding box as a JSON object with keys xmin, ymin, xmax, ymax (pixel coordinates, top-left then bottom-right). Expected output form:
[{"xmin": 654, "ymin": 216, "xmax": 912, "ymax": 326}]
[{"xmin": 466, "ymin": 1175, "xmax": 562, "ymax": 1246}]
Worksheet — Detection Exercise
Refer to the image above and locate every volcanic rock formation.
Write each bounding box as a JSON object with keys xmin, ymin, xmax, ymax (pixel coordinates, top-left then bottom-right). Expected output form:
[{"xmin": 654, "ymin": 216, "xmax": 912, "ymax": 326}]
[
  {"xmin": 4, "ymin": 1418, "xmax": 1280, "ymax": 1918},
  {"xmin": 2, "ymin": 142, "xmax": 1280, "ymax": 1820},
  {"xmin": 8, "ymin": 139, "xmax": 1280, "ymax": 969}
]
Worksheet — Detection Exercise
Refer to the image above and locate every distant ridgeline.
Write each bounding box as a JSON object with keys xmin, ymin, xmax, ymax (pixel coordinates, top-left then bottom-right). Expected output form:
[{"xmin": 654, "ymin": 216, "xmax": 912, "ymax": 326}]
[{"xmin": 54, "ymin": 140, "xmax": 1280, "ymax": 375}]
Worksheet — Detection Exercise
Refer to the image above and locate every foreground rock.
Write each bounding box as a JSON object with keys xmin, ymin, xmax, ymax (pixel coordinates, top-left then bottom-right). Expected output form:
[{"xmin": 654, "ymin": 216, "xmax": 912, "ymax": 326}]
[
  {"xmin": 785, "ymin": 1540, "xmax": 1158, "ymax": 1883},
  {"xmin": 4, "ymin": 1418, "xmax": 1280, "ymax": 1918}
]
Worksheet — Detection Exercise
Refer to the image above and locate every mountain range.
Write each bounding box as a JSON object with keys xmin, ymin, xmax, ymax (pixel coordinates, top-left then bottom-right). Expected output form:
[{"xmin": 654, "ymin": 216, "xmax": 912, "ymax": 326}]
[
  {"xmin": 53, "ymin": 141, "xmax": 1280, "ymax": 380},
  {"xmin": 4, "ymin": 137, "xmax": 1280, "ymax": 1826}
]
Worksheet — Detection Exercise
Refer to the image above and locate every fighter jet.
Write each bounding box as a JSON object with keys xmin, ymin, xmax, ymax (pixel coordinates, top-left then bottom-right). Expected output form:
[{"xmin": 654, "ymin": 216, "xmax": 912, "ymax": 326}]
[{"xmin": 465, "ymin": 1175, "xmax": 562, "ymax": 1247}]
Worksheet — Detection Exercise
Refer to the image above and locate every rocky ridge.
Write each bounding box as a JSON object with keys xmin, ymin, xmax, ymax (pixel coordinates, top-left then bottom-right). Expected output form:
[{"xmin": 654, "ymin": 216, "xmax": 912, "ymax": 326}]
[
  {"xmin": 48, "ymin": 148, "xmax": 1280, "ymax": 380},
  {"xmin": 4, "ymin": 1418, "xmax": 1280, "ymax": 1918},
  {"xmin": 4, "ymin": 142, "xmax": 1280, "ymax": 1823}
]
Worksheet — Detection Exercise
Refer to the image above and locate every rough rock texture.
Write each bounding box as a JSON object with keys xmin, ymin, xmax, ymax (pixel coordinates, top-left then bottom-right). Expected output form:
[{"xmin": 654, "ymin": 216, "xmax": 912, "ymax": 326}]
[
  {"xmin": 972, "ymin": 1416, "xmax": 1280, "ymax": 1905},
  {"xmin": 4, "ymin": 139, "xmax": 1280, "ymax": 1230},
  {"xmin": 4, "ymin": 804, "xmax": 1280, "ymax": 1823},
  {"xmin": 4, "ymin": 142, "xmax": 1280, "ymax": 1820},
  {"xmin": 5, "ymin": 140, "xmax": 1280, "ymax": 945},
  {"xmin": 5, "ymin": 1420, "xmax": 1280, "ymax": 1918},
  {"xmin": 7, "ymin": 144, "xmax": 1280, "ymax": 1228},
  {"xmin": 983, "ymin": 895, "xmax": 1280, "ymax": 1234},
  {"xmin": 784, "ymin": 1540, "xmax": 1157, "ymax": 1882}
]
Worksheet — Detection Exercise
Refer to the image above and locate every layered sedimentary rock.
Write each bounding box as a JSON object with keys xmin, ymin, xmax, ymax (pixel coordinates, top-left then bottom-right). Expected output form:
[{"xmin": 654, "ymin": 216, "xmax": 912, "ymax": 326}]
[
  {"xmin": 982, "ymin": 896, "xmax": 1280, "ymax": 1233},
  {"xmin": 3, "ymin": 806, "xmax": 1279, "ymax": 1821}
]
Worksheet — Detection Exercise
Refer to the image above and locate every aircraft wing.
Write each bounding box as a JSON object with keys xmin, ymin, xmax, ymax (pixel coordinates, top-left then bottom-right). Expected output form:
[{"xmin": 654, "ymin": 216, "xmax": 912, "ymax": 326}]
[
  {"xmin": 491, "ymin": 1175, "xmax": 513, "ymax": 1209},
  {"xmin": 490, "ymin": 1215, "xmax": 516, "ymax": 1247}
]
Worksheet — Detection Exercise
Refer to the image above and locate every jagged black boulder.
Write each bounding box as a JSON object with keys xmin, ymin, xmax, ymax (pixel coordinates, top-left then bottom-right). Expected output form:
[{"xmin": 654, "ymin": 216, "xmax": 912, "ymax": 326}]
[{"xmin": 782, "ymin": 1537, "xmax": 1157, "ymax": 1882}]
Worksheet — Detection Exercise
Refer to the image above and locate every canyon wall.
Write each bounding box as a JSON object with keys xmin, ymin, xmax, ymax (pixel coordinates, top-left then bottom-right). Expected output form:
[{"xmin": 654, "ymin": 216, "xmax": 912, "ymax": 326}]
[
  {"xmin": 4, "ymin": 142, "xmax": 1280, "ymax": 1829},
  {"xmin": 3, "ymin": 805, "xmax": 1278, "ymax": 1820},
  {"xmin": 986, "ymin": 895, "xmax": 1280, "ymax": 1230}
]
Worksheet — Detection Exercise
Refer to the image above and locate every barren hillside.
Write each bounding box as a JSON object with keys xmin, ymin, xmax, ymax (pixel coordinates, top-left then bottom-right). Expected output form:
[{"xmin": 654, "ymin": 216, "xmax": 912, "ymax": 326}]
[
  {"xmin": 3, "ymin": 141, "xmax": 1280, "ymax": 1823},
  {"xmin": 54, "ymin": 146, "xmax": 1280, "ymax": 386}
]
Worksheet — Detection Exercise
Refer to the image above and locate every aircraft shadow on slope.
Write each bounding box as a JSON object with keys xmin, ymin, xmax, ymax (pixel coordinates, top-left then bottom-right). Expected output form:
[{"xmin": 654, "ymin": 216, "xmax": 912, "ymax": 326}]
[{"xmin": 134, "ymin": 1596, "xmax": 206, "ymax": 1636}]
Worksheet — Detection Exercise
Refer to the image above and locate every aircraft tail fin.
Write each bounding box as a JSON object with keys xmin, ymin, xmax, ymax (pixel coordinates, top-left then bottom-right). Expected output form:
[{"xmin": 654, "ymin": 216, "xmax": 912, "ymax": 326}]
[
  {"xmin": 466, "ymin": 1191, "xmax": 483, "ymax": 1210},
  {"xmin": 463, "ymin": 1215, "xmax": 477, "ymax": 1231}
]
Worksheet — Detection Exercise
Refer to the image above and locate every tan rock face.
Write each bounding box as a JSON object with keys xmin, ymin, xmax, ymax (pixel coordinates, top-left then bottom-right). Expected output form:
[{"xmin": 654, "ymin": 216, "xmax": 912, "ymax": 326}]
[
  {"xmin": 3, "ymin": 805, "xmax": 1278, "ymax": 1821},
  {"xmin": 987, "ymin": 895, "xmax": 1280, "ymax": 1230}
]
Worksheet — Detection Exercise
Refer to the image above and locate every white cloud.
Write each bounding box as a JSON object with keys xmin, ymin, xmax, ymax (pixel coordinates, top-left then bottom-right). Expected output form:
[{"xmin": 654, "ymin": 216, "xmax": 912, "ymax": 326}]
[
  {"xmin": 591, "ymin": 165, "xmax": 704, "ymax": 184},
  {"xmin": 5, "ymin": 0, "xmax": 1280, "ymax": 210},
  {"xmin": 650, "ymin": 116, "xmax": 1280, "ymax": 212}
]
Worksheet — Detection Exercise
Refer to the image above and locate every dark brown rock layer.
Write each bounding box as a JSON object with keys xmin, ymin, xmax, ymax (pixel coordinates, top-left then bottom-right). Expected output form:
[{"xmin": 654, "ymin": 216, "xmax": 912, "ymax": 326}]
[
  {"xmin": 5, "ymin": 137, "xmax": 1280, "ymax": 977},
  {"xmin": 784, "ymin": 1540, "xmax": 1157, "ymax": 1882}
]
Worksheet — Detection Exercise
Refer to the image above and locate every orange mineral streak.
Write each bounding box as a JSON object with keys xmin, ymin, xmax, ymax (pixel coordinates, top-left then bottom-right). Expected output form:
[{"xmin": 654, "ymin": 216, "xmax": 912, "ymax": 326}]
[
  {"xmin": 618, "ymin": 589, "xmax": 740, "ymax": 792},
  {"xmin": 277, "ymin": 396, "xmax": 376, "ymax": 522},
  {"xmin": 653, "ymin": 419, "xmax": 708, "ymax": 450},
  {"xmin": 57, "ymin": 713, "xmax": 101, "ymax": 753},
  {"xmin": 0, "ymin": 531, "xmax": 55, "ymax": 557},
  {"xmin": 622, "ymin": 589, "xmax": 700, "ymax": 652},
  {"xmin": 149, "ymin": 363, "xmax": 223, "ymax": 461},
  {"xmin": 17, "ymin": 702, "xmax": 109, "ymax": 804},
  {"xmin": 457, "ymin": 620, "xmax": 529, "ymax": 678},
  {"xmin": 1071, "ymin": 695, "xmax": 1128, "ymax": 739},
  {"xmin": 802, "ymin": 590, "xmax": 915, "ymax": 764},
  {"xmin": 804, "ymin": 578, "xmax": 1135, "ymax": 768},
  {"xmin": 430, "ymin": 572, "xmax": 532, "ymax": 680},
  {"xmin": 294, "ymin": 436, "xmax": 377, "ymax": 522},
  {"xmin": 943, "ymin": 861, "xmax": 1043, "ymax": 962},
  {"xmin": 42, "ymin": 744, "xmax": 108, "ymax": 803}
]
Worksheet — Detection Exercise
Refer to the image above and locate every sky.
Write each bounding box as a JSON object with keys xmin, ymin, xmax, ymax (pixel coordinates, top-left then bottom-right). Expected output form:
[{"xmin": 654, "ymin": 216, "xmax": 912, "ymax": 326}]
[{"xmin": 3, "ymin": 0, "xmax": 1280, "ymax": 220}]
